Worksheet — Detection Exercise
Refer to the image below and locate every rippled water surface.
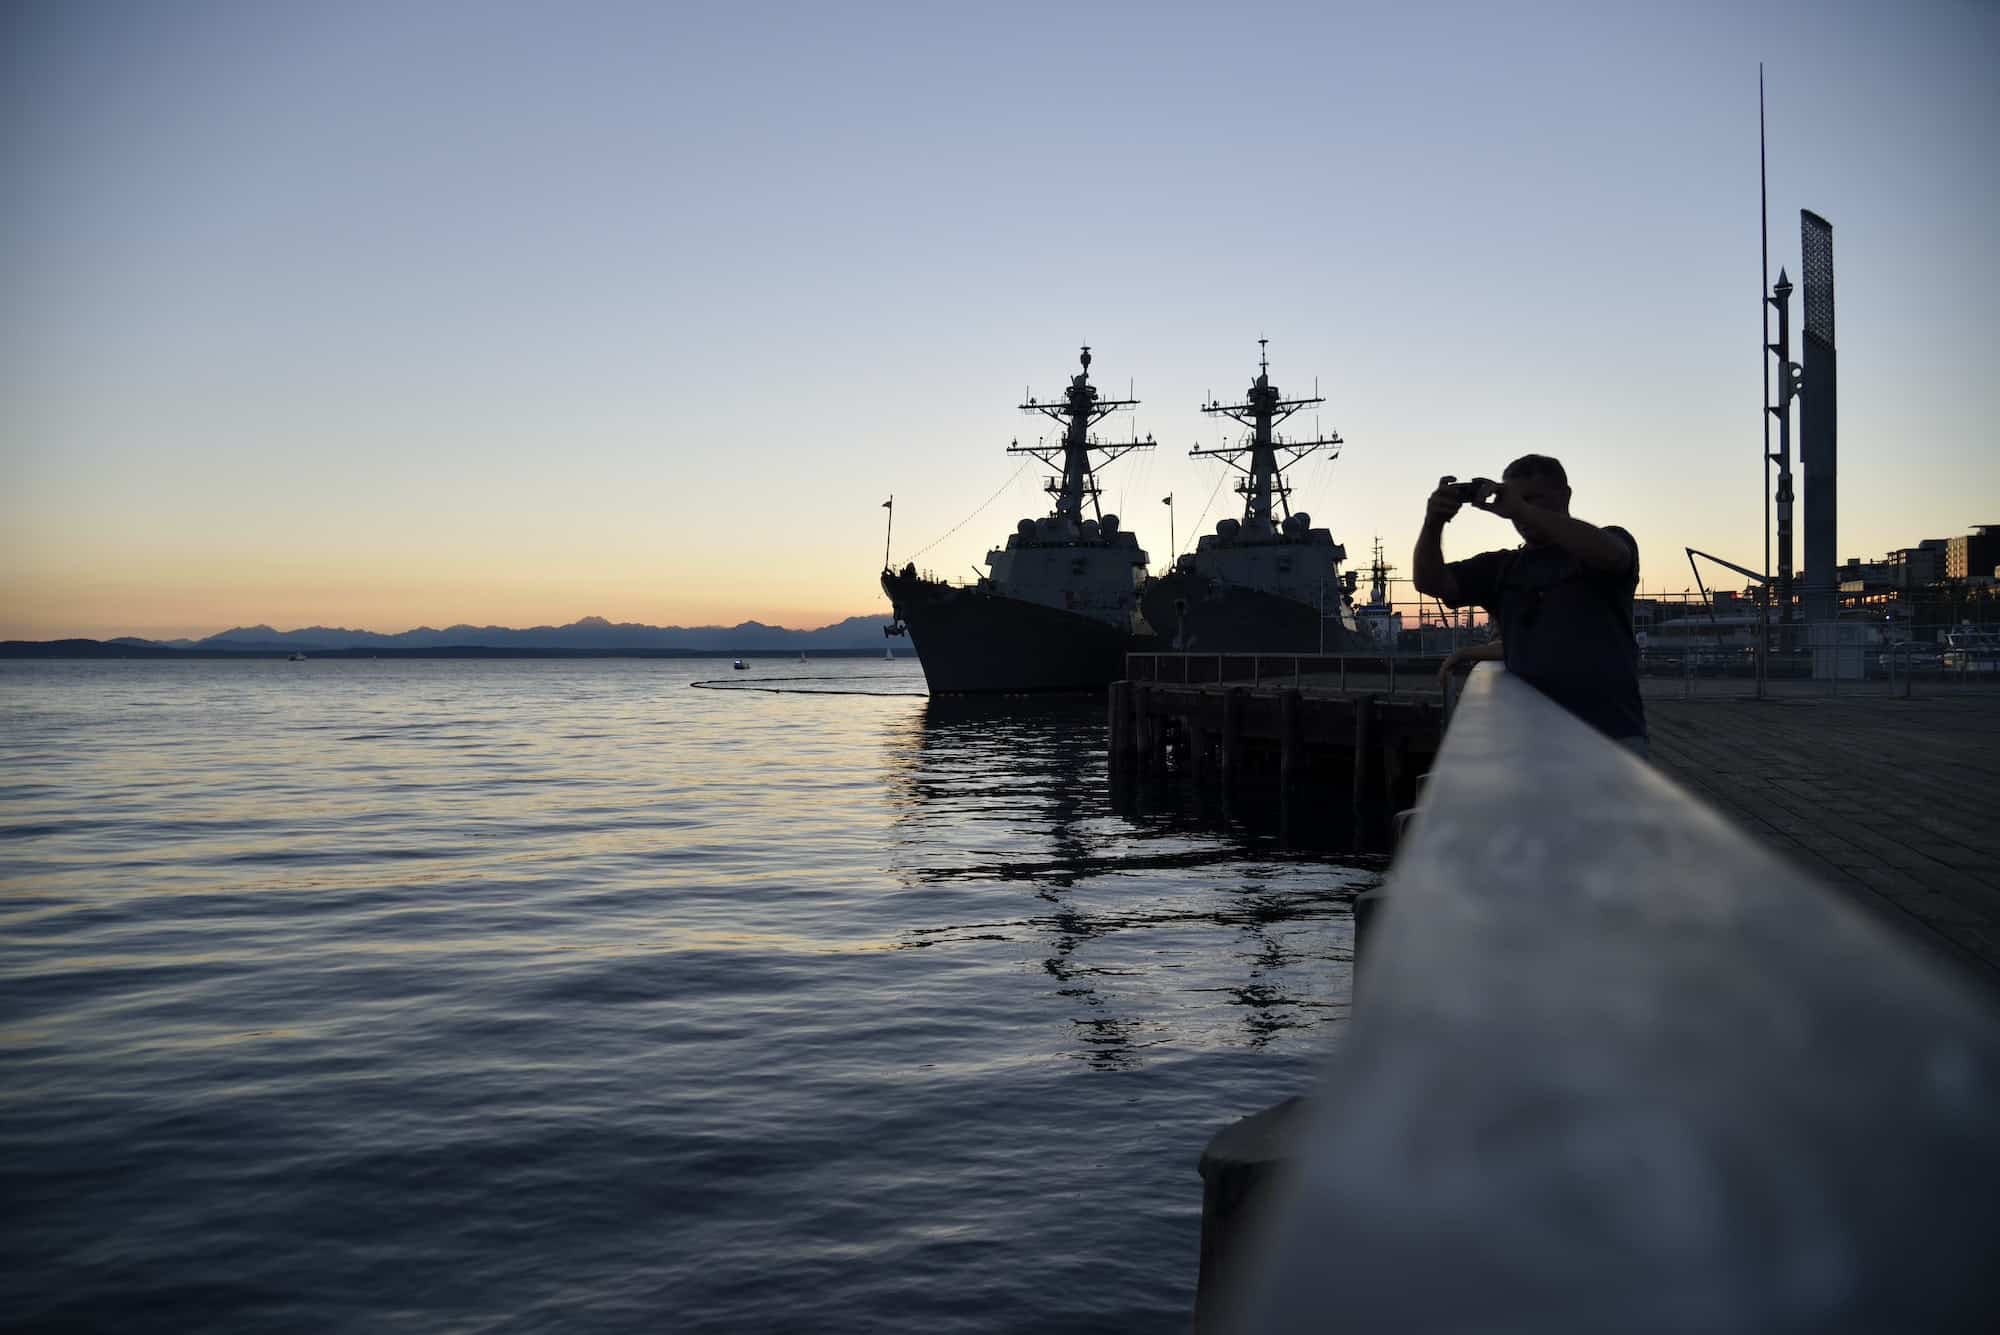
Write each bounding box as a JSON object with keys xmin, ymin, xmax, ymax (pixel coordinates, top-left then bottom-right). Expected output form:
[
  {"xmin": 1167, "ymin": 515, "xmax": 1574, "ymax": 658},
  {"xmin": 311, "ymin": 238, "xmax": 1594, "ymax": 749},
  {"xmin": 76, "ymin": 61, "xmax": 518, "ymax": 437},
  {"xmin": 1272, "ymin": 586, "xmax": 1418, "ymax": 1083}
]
[{"xmin": 1, "ymin": 659, "xmax": 1370, "ymax": 1332}]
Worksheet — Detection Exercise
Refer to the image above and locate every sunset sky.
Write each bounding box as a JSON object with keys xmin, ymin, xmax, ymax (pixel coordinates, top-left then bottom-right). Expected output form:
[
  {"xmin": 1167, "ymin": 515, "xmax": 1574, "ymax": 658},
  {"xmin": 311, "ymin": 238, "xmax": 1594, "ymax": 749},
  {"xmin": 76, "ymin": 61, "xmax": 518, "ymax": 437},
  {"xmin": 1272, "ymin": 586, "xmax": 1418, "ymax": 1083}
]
[{"xmin": 4, "ymin": 0, "xmax": 1995, "ymax": 640}]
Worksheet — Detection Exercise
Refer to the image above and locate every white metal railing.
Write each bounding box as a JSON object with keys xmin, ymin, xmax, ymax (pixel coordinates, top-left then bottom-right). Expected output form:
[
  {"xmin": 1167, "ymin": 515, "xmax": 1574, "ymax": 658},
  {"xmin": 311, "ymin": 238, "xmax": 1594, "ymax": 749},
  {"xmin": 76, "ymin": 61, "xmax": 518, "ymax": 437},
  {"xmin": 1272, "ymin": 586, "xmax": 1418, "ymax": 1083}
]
[{"xmin": 1217, "ymin": 665, "xmax": 2000, "ymax": 1331}]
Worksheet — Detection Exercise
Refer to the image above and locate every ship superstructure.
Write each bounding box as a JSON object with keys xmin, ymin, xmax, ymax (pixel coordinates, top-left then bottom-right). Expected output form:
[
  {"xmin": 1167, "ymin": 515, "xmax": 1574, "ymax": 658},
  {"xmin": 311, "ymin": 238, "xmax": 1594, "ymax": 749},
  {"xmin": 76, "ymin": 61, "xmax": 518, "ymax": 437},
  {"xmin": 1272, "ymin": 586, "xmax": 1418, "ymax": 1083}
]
[
  {"xmin": 1352, "ymin": 537, "xmax": 1403, "ymax": 648},
  {"xmin": 882, "ymin": 347, "xmax": 1153, "ymax": 693},
  {"xmin": 1140, "ymin": 342, "xmax": 1361, "ymax": 652}
]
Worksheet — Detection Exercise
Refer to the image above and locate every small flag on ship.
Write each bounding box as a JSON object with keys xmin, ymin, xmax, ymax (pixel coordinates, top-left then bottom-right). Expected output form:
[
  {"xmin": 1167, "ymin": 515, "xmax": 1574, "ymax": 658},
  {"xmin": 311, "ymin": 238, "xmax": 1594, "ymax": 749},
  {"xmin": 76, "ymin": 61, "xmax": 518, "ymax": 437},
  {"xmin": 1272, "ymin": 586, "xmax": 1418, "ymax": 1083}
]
[
  {"xmin": 882, "ymin": 498, "xmax": 892, "ymax": 508},
  {"xmin": 1161, "ymin": 494, "xmax": 1172, "ymax": 506}
]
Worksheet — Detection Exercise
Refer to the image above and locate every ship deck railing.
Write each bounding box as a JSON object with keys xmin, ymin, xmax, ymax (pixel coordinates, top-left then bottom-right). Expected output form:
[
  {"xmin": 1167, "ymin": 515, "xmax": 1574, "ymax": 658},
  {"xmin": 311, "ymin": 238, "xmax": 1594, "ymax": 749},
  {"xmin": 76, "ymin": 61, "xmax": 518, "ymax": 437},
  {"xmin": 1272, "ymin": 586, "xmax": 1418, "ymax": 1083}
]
[{"xmin": 1209, "ymin": 663, "xmax": 2000, "ymax": 1331}]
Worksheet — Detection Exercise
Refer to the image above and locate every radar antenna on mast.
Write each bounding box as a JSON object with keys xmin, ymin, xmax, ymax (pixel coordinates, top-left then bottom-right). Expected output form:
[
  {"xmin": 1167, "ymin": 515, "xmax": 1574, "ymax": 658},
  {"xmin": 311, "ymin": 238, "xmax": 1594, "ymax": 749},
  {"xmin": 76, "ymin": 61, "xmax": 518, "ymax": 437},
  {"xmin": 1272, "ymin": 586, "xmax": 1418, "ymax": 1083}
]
[
  {"xmin": 1008, "ymin": 345, "xmax": 1153, "ymax": 523},
  {"xmin": 1189, "ymin": 341, "xmax": 1344, "ymax": 525}
]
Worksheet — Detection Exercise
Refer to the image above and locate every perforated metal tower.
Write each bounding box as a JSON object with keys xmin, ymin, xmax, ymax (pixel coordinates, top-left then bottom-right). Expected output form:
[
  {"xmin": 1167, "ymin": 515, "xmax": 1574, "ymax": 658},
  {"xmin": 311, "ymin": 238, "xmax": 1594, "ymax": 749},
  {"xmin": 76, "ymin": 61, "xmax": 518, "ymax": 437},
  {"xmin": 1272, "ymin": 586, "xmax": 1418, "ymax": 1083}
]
[{"xmin": 1799, "ymin": 211, "xmax": 1838, "ymax": 625}]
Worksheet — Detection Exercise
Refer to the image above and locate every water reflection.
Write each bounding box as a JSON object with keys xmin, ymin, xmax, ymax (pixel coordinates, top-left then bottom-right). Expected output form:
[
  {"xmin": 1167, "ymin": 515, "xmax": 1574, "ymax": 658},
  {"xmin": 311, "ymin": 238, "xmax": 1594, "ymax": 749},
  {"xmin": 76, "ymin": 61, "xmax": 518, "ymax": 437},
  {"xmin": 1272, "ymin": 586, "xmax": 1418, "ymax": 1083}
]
[{"xmin": 882, "ymin": 696, "xmax": 1368, "ymax": 1065}]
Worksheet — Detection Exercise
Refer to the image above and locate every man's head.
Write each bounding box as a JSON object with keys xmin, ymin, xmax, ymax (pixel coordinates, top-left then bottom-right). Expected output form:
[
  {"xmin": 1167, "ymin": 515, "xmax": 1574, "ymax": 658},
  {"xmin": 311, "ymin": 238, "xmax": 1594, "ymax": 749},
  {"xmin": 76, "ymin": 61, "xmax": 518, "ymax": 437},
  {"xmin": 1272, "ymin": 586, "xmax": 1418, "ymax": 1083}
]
[{"xmin": 1501, "ymin": 453, "xmax": 1571, "ymax": 541}]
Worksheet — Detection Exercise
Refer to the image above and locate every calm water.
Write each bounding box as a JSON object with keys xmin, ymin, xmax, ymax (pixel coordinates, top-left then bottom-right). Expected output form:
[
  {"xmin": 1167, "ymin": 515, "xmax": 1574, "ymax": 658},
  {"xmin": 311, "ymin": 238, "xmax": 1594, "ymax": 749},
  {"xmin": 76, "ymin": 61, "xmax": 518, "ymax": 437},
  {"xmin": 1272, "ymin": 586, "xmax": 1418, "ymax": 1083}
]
[{"xmin": 1, "ymin": 659, "xmax": 1370, "ymax": 1332}]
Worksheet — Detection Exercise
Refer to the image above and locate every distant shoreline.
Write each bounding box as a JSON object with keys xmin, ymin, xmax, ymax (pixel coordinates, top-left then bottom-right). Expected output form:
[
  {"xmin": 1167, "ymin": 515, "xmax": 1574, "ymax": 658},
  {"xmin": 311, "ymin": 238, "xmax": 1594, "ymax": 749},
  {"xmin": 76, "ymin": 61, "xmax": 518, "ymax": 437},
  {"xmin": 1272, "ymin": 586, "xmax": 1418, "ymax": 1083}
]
[{"xmin": 0, "ymin": 641, "xmax": 901, "ymax": 661}]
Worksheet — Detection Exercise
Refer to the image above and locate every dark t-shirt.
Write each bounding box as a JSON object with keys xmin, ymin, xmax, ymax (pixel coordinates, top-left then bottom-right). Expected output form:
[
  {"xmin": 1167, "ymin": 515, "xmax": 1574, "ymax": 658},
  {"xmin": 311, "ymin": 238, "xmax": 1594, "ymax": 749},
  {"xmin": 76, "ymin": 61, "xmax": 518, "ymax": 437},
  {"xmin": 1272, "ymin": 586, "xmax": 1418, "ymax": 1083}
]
[{"xmin": 1444, "ymin": 526, "xmax": 1647, "ymax": 740}]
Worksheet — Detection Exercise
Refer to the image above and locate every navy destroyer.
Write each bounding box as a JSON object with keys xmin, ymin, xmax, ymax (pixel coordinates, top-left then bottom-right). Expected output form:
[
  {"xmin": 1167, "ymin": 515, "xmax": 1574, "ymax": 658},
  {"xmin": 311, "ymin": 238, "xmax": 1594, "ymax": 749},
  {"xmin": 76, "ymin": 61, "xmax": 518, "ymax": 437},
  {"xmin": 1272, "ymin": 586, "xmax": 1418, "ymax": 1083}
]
[
  {"xmin": 1140, "ymin": 342, "xmax": 1362, "ymax": 652},
  {"xmin": 882, "ymin": 347, "xmax": 1154, "ymax": 693}
]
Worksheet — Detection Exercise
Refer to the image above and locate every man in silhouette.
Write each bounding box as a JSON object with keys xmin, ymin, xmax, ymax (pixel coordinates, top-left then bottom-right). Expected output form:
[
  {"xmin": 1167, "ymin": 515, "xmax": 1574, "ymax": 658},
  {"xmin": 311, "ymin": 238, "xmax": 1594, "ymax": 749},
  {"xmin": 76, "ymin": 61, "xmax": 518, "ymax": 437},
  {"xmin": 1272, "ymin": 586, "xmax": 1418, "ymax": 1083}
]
[{"xmin": 1413, "ymin": 454, "xmax": 1647, "ymax": 754}]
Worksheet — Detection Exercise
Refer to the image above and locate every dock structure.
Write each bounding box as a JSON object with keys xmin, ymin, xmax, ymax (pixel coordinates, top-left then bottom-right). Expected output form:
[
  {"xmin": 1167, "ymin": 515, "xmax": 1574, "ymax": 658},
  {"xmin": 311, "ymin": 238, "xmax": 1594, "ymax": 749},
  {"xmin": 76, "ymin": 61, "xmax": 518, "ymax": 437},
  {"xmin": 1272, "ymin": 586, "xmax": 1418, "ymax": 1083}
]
[
  {"xmin": 1196, "ymin": 665, "xmax": 2000, "ymax": 1332},
  {"xmin": 1108, "ymin": 654, "xmax": 1447, "ymax": 837},
  {"xmin": 1115, "ymin": 654, "xmax": 2000, "ymax": 984}
]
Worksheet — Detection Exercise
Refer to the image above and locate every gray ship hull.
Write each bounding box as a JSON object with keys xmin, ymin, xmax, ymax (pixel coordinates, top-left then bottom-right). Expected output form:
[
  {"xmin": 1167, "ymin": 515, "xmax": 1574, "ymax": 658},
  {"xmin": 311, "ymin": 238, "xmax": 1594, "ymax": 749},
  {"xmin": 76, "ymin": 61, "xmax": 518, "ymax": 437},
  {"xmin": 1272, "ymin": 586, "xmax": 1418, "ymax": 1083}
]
[
  {"xmin": 882, "ymin": 570, "xmax": 1135, "ymax": 694},
  {"xmin": 1141, "ymin": 571, "xmax": 1363, "ymax": 655}
]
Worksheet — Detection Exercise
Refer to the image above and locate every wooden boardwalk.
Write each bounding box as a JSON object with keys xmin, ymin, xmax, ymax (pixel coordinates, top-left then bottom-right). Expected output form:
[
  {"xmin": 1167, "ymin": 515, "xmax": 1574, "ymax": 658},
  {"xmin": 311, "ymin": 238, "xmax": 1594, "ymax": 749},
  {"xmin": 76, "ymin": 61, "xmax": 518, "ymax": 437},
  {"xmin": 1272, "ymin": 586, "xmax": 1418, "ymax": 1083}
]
[{"xmin": 1642, "ymin": 681, "xmax": 2000, "ymax": 989}]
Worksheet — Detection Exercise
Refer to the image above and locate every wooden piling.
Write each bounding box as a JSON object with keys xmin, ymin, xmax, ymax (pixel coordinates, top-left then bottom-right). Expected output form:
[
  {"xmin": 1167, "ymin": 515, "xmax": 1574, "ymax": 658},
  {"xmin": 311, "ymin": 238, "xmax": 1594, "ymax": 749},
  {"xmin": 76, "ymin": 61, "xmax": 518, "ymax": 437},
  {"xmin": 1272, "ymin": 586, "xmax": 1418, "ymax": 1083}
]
[
  {"xmin": 1194, "ymin": 1097, "xmax": 1309, "ymax": 1333},
  {"xmin": 1107, "ymin": 680, "xmax": 1130, "ymax": 767},
  {"xmin": 1221, "ymin": 688, "xmax": 1242, "ymax": 788},
  {"xmin": 1384, "ymin": 735, "xmax": 1406, "ymax": 814},
  {"xmin": 1278, "ymin": 688, "xmax": 1300, "ymax": 787},
  {"xmin": 1351, "ymin": 694, "xmax": 1375, "ymax": 821},
  {"xmin": 1138, "ymin": 685, "xmax": 1164, "ymax": 774}
]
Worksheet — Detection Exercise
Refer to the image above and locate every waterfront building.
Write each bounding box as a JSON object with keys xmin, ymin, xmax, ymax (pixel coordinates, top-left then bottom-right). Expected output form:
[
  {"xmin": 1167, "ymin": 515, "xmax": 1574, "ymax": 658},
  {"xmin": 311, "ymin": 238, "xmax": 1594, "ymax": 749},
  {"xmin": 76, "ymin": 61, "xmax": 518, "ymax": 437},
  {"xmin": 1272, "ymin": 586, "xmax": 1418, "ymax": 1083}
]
[{"xmin": 1946, "ymin": 525, "xmax": 2000, "ymax": 581}]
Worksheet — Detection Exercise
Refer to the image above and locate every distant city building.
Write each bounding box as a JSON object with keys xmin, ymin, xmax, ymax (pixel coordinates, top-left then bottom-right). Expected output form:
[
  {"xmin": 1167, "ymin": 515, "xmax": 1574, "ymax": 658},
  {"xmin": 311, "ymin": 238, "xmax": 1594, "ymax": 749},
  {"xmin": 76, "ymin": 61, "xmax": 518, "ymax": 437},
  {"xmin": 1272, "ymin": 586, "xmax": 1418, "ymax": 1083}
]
[
  {"xmin": 1888, "ymin": 538, "xmax": 1950, "ymax": 590},
  {"xmin": 1946, "ymin": 525, "xmax": 2000, "ymax": 581},
  {"xmin": 1836, "ymin": 558, "xmax": 1895, "ymax": 612}
]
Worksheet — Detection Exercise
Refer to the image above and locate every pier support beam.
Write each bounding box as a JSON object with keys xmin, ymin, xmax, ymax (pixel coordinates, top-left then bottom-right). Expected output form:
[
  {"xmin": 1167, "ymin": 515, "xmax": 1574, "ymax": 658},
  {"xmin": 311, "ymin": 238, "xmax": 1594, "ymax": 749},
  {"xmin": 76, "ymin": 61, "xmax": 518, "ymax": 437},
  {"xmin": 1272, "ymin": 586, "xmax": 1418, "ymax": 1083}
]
[
  {"xmin": 1221, "ymin": 688, "xmax": 1243, "ymax": 788},
  {"xmin": 1350, "ymin": 695, "xmax": 1376, "ymax": 826},
  {"xmin": 1138, "ymin": 685, "xmax": 1165, "ymax": 775},
  {"xmin": 1278, "ymin": 689, "xmax": 1300, "ymax": 788},
  {"xmin": 1108, "ymin": 681, "xmax": 1131, "ymax": 768}
]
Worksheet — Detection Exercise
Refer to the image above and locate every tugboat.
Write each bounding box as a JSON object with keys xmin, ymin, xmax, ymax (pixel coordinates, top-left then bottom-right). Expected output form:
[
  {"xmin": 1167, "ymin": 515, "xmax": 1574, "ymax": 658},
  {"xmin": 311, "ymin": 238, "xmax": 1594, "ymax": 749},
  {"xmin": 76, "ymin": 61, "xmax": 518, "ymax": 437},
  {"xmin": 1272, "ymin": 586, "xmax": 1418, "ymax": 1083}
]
[
  {"xmin": 882, "ymin": 347, "xmax": 1153, "ymax": 693},
  {"xmin": 1140, "ymin": 341, "xmax": 1361, "ymax": 653}
]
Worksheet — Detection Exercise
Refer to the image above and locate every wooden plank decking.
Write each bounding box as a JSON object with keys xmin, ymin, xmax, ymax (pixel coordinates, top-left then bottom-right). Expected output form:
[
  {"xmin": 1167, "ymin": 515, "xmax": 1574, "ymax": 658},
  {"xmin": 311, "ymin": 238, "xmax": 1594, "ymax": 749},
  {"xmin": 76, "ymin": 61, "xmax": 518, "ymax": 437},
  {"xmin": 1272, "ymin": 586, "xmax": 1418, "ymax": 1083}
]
[{"xmin": 1642, "ymin": 682, "xmax": 2000, "ymax": 989}]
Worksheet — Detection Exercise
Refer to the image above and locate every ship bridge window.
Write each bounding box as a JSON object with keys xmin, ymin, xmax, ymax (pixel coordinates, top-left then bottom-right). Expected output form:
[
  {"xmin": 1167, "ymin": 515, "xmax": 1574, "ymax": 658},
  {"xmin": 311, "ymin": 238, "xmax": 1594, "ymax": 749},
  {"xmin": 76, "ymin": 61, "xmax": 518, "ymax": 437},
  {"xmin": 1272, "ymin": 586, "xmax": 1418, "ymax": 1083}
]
[
  {"xmin": 1276, "ymin": 557, "xmax": 1293, "ymax": 574},
  {"xmin": 1071, "ymin": 558, "xmax": 1088, "ymax": 576}
]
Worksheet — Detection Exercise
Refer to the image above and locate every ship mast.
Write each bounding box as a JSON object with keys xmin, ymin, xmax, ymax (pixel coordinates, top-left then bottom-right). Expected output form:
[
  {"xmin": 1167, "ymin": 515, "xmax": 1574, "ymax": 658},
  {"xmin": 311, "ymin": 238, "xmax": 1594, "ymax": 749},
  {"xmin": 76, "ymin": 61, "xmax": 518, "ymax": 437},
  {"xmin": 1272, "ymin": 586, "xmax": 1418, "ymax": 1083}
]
[
  {"xmin": 1191, "ymin": 340, "xmax": 1343, "ymax": 526},
  {"xmin": 1009, "ymin": 346, "xmax": 1153, "ymax": 524},
  {"xmin": 1369, "ymin": 536, "xmax": 1392, "ymax": 606}
]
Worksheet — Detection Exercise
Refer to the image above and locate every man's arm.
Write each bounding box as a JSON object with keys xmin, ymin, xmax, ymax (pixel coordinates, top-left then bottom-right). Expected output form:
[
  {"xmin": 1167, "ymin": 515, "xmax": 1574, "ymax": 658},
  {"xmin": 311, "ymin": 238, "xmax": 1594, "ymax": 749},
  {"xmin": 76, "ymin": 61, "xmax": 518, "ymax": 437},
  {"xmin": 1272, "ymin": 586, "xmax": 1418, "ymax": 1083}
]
[
  {"xmin": 1412, "ymin": 478, "xmax": 1464, "ymax": 603},
  {"xmin": 1437, "ymin": 637, "xmax": 1503, "ymax": 686},
  {"xmin": 1490, "ymin": 490, "xmax": 1634, "ymax": 576}
]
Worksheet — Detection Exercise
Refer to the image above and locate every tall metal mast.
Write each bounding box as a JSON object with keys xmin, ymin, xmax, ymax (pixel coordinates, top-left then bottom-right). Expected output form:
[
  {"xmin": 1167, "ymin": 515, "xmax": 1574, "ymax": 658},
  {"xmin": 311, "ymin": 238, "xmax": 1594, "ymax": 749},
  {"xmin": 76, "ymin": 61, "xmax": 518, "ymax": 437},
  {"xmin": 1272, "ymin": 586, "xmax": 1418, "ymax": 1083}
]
[
  {"xmin": 1768, "ymin": 269, "xmax": 1799, "ymax": 642},
  {"xmin": 1009, "ymin": 346, "xmax": 1152, "ymax": 524},
  {"xmin": 1191, "ymin": 340, "xmax": 1344, "ymax": 526}
]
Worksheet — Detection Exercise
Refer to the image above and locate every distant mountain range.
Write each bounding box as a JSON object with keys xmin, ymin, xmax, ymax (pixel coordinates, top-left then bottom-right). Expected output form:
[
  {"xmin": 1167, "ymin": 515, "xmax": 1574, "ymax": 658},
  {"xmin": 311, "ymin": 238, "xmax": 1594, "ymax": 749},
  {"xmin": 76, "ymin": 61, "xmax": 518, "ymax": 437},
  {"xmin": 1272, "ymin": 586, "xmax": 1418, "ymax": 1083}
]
[{"xmin": 4, "ymin": 614, "xmax": 899, "ymax": 656}]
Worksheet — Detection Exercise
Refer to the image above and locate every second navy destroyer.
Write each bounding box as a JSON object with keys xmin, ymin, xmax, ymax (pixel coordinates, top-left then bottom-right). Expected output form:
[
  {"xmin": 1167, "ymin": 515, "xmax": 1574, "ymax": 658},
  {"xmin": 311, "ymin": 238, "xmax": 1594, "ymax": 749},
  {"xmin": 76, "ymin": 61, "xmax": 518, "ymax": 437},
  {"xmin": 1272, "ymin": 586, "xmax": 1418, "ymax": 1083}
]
[
  {"xmin": 882, "ymin": 347, "xmax": 1154, "ymax": 693},
  {"xmin": 1140, "ymin": 342, "xmax": 1362, "ymax": 652}
]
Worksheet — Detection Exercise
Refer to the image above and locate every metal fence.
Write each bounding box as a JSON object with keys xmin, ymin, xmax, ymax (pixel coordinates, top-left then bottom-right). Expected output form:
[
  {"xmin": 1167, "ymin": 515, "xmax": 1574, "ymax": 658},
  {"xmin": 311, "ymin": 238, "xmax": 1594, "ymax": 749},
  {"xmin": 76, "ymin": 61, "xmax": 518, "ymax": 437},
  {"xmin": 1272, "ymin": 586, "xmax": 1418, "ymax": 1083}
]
[{"xmin": 1642, "ymin": 624, "xmax": 2000, "ymax": 697}]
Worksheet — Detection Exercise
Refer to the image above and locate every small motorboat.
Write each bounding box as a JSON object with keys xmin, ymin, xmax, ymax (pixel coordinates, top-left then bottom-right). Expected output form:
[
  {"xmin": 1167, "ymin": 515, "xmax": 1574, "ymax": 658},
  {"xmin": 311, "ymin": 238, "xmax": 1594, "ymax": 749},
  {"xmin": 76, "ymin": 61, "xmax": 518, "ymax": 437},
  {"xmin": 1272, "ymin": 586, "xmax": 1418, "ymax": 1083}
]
[
  {"xmin": 732, "ymin": 659, "xmax": 747, "ymax": 670},
  {"xmin": 288, "ymin": 652, "xmax": 307, "ymax": 662}
]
